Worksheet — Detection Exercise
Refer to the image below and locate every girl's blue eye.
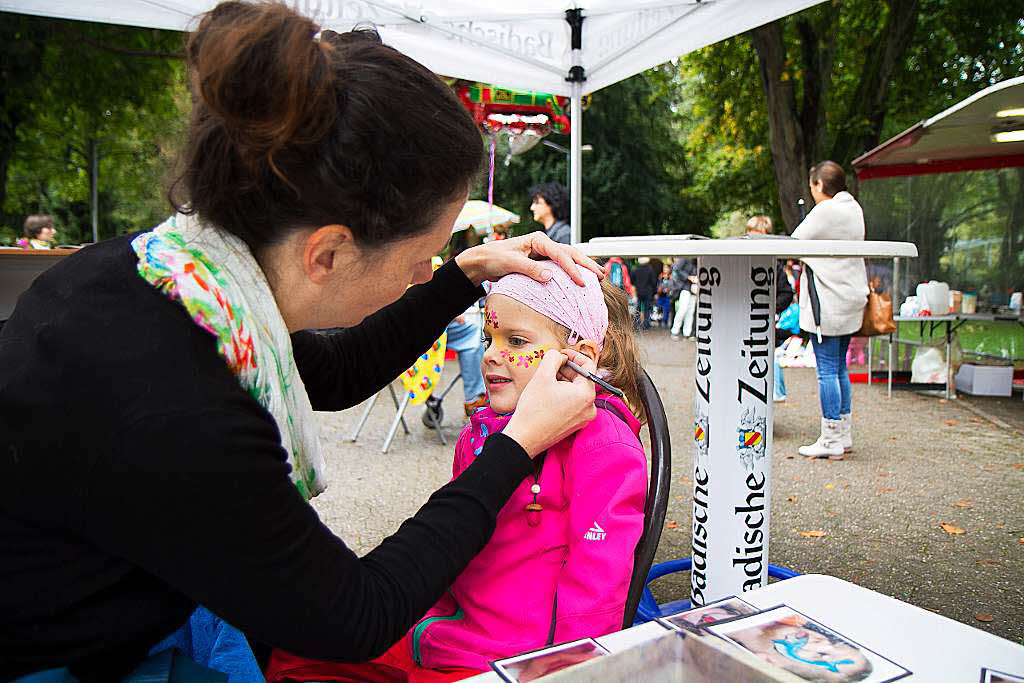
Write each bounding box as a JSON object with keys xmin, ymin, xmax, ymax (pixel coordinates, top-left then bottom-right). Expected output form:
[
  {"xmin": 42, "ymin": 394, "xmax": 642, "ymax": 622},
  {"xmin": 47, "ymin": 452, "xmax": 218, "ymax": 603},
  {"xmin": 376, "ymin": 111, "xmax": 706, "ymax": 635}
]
[{"xmin": 508, "ymin": 336, "xmax": 527, "ymax": 347}]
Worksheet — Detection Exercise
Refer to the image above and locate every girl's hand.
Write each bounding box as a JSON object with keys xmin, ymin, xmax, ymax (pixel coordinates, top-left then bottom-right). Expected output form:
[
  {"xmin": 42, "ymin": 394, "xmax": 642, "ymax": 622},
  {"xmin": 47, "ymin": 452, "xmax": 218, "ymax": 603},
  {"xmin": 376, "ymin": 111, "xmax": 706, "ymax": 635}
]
[
  {"xmin": 502, "ymin": 349, "xmax": 597, "ymax": 458},
  {"xmin": 454, "ymin": 231, "xmax": 603, "ymax": 287}
]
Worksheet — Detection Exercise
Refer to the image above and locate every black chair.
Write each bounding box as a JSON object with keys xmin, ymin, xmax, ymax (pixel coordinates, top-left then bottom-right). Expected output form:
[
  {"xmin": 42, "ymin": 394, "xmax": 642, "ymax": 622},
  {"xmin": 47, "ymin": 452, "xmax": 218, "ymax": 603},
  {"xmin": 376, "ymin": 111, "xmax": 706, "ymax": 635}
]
[{"xmin": 622, "ymin": 368, "xmax": 672, "ymax": 628}]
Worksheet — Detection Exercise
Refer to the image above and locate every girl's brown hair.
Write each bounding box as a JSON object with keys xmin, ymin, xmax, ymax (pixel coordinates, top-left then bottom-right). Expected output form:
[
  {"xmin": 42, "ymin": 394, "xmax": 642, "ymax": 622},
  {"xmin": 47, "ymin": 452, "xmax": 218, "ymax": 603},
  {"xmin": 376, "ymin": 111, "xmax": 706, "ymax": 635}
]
[
  {"xmin": 597, "ymin": 279, "xmax": 647, "ymax": 424},
  {"xmin": 172, "ymin": 1, "xmax": 483, "ymax": 255}
]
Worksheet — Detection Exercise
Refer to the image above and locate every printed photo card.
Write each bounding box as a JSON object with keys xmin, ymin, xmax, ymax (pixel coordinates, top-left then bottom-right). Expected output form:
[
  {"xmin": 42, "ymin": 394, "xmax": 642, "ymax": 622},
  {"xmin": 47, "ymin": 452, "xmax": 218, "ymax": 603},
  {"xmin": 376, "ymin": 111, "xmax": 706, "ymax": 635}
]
[
  {"xmin": 704, "ymin": 605, "xmax": 911, "ymax": 683},
  {"xmin": 655, "ymin": 595, "xmax": 759, "ymax": 634},
  {"xmin": 491, "ymin": 637, "xmax": 609, "ymax": 682},
  {"xmin": 981, "ymin": 668, "xmax": 1024, "ymax": 683}
]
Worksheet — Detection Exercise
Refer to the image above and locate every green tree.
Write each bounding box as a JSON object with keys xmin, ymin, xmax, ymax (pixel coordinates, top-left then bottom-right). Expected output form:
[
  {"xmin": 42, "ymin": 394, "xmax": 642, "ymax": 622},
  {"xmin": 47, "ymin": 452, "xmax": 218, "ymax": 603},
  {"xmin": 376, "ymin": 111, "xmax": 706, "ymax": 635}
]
[
  {"xmin": 680, "ymin": 0, "xmax": 1024, "ymax": 231},
  {"xmin": 482, "ymin": 68, "xmax": 714, "ymax": 241},
  {"xmin": 1, "ymin": 14, "xmax": 184, "ymax": 243}
]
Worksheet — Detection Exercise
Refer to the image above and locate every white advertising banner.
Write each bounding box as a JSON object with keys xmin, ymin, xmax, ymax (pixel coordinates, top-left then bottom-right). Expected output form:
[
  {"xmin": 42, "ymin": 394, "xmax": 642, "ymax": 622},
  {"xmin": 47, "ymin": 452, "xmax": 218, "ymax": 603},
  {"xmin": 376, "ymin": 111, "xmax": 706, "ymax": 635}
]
[{"xmin": 691, "ymin": 256, "xmax": 776, "ymax": 606}]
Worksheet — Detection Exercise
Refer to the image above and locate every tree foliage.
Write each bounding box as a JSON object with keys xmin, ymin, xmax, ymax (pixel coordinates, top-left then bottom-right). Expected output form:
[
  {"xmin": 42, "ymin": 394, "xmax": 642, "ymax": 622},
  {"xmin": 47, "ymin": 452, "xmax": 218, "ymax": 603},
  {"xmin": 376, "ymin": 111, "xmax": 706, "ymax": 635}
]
[
  {"xmin": 0, "ymin": 13, "xmax": 183, "ymax": 244},
  {"xmin": 680, "ymin": 0, "xmax": 1024, "ymax": 232},
  {"xmin": 482, "ymin": 68, "xmax": 715, "ymax": 240},
  {"xmin": 2, "ymin": 1, "xmax": 1020, "ymax": 265}
]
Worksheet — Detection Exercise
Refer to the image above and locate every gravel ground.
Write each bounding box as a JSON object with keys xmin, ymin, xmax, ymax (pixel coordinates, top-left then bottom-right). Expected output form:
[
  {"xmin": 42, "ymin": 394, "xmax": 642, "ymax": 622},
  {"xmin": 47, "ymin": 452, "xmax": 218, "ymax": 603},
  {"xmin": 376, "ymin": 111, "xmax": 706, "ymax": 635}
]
[{"xmin": 311, "ymin": 329, "xmax": 1024, "ymax": 644}]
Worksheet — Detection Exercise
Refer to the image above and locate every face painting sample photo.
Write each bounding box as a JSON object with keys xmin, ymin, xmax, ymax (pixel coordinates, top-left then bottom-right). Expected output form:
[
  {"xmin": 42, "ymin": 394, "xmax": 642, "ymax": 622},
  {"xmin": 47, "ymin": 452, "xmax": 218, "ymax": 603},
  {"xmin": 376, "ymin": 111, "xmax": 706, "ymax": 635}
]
[
  {"xmin": 492, "ymin": 638, "xmax": 608, "ymax": 682},
  {"xmin": 982, "ymin": 669, "xmax": 1024, "ymax": 683},
  {"xmin": 705, "ymin": 605, "xmax": 911, "ymax": 683},
  {"xmin": 658, "ymin": 596, "xmax": 759, "ymax": 632}
]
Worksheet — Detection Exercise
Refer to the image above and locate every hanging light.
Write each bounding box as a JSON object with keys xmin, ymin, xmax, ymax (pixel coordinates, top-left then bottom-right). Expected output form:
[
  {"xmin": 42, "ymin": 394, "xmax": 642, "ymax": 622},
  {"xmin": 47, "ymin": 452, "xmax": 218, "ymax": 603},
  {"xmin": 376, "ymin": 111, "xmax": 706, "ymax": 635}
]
[{"xmin": 991, "ymin": 129, "xmax": 1024, "ymax": 143}]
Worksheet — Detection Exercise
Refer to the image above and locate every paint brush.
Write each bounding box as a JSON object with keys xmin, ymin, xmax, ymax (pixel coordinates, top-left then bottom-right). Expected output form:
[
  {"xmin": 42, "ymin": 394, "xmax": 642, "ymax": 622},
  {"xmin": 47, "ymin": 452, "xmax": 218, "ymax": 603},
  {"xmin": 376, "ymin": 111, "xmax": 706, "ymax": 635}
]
[{"xmin": 564, "ymin": 359, "xmax": 626, "ymax": 399}]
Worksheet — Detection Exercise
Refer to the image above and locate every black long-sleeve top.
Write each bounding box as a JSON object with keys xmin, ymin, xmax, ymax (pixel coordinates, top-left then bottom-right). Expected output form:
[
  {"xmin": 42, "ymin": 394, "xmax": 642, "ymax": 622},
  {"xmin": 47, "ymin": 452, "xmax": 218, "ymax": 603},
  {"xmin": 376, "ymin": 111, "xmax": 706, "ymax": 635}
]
[{"xmin": 0, "ymin": 234, "xmax": 532, "ymax": 680}]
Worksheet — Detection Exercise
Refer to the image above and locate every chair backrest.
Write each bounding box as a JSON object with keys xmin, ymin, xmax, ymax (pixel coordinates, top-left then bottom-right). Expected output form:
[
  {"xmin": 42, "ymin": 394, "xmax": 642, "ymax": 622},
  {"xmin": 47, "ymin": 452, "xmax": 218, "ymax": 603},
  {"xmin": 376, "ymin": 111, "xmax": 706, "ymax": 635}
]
[{"xmin": 622, "ymin": 368, "xmax": 672, "ymax": 628}]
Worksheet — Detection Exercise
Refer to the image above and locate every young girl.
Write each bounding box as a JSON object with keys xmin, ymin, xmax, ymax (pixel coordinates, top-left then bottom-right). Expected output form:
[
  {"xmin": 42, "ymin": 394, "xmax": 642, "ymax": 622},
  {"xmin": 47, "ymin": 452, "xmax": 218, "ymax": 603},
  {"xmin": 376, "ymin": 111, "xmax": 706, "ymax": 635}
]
[{"xmin": 267, "ymin": 262, "xmax": 649, "ymax": 682}]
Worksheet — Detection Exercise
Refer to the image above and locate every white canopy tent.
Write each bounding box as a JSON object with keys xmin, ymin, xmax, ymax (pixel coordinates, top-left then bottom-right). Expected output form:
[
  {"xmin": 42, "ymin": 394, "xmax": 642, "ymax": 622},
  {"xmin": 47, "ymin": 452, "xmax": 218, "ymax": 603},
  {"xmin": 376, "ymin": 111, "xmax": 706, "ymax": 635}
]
[{"xmin": 2, "ymin": 0, "xmax": 824, "ymax": 242}]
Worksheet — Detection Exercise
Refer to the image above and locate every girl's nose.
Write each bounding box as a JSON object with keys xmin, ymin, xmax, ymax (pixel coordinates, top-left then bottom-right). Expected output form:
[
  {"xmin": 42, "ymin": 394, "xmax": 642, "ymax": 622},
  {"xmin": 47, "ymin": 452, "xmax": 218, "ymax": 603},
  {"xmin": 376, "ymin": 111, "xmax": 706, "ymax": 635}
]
[{"xmin": 482, "ymin": 343, "xmax": 501, "ymax": 366}]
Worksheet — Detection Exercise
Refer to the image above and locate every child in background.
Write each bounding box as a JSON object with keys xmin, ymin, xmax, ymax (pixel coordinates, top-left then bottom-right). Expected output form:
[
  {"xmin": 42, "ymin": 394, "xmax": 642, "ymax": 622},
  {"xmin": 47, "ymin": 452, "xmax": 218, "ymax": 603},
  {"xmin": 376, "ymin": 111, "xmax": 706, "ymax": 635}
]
[
  {"xmin": 16, "ymin": 214, "xmax": 57, "ymax": 249},
  {"xmin": 267, "ymin": 263, "xmax": 648, "ymax": 682},
  {"xmin": 655, "ymin": 263, "xmax": 675, "ymax": 328}
]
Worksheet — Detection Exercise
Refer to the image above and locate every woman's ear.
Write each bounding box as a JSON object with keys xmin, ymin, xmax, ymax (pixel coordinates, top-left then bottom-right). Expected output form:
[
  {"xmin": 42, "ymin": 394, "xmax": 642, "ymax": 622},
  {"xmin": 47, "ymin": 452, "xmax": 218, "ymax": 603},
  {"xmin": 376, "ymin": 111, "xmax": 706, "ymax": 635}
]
[
  {"xmin": 571, "ymin": 339, "xmax": 600, "ymax": 363},
  {"xmin": 303, "ymin": 224, "xmax": 358, "ymax": 285}
]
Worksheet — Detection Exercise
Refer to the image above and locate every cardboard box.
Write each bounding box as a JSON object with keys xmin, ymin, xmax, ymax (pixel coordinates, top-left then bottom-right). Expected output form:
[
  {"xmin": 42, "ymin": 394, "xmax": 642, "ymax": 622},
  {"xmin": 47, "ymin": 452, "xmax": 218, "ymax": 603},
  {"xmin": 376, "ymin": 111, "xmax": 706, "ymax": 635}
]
[
  {"xmin": 954, "ymin": 364, "xmax": 1013, "ymax": 397},
  {"xmin": 540, "ymin": 630, "xmax": 803, "ymax": 683}
]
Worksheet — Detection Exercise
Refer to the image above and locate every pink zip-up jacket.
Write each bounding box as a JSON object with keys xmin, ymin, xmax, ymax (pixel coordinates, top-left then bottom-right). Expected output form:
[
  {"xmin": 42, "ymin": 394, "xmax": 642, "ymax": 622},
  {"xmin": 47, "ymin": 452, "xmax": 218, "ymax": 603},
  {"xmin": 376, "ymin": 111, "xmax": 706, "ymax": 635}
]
[{"xmin": 410, "ymin": 394, "xmax": 647, "ymax": 671}]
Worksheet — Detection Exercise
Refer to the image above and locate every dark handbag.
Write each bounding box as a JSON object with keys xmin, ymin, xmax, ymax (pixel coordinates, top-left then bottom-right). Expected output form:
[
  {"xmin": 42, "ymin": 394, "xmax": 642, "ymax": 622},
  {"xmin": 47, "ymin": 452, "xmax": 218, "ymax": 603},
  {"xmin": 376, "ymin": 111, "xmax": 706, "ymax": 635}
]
[{"xmin": 858, "ymin": 289, "xmax": 896, "ymax": 337}]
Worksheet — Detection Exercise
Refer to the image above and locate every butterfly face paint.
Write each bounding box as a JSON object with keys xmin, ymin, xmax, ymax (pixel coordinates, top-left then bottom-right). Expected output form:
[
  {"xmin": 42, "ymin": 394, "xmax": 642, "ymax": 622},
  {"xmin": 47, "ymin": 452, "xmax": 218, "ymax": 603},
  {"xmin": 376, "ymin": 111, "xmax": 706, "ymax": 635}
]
[
  {"xmin": 481, "ymin": 294, "xmax": 567, "ymax": 415},
  {"xmin": 499, "ymin": 347, "xmax": 547, "ymax": 369},
  {"xmin": 484, "ymin": 305, "xmax": 500, "ymax": 329}
]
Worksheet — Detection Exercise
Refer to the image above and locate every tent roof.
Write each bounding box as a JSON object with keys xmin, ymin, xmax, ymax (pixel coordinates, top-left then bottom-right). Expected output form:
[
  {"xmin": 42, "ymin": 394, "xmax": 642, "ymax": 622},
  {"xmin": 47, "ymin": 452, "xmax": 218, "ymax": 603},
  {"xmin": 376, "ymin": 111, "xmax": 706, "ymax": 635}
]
[
  {"xmin": 853, "ymin": 76, "xmax": 1024, "ymax": 180},
  {"xmin": 0, "ymin": 0, "xmax": 824, "ymax": 96}
]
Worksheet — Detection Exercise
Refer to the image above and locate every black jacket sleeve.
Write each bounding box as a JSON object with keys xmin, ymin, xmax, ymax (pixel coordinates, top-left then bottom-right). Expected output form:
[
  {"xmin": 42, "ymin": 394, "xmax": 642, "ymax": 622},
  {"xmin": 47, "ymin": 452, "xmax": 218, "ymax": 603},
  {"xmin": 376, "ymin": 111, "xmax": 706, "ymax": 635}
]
[
  {"xmin": 87, "ymin": 405, "xmax": 531, "ymax": 662},
  {"xmin": 776, "ymin": 262, "xmax": 794, "ymax": 313},
  {"xmin": 291, "ymin": 259, "xmax": 484, "ymax": 411}
]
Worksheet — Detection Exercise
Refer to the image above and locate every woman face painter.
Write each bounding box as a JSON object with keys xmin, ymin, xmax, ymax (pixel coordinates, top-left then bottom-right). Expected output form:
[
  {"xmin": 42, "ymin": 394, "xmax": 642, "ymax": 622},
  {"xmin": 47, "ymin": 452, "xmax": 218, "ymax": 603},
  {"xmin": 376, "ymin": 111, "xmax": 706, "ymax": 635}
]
[{"xmin": 0, "ymin": 2, "xmax": 603, "ymax": 679}]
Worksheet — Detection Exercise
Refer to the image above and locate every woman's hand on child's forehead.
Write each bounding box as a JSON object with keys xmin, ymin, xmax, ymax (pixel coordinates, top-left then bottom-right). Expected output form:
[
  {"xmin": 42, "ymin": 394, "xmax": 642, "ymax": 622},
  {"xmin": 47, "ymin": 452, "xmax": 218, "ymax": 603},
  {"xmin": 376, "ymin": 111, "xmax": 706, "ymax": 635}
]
[{"xmin": 454, "ymin": 231, "xmax": 602, "ymax": 286}]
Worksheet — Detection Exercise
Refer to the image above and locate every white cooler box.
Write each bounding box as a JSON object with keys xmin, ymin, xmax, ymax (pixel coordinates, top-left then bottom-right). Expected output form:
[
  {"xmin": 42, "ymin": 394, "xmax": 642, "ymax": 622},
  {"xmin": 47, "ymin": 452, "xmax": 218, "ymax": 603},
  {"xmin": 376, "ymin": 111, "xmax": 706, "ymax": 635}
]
[{"xmin": 954, "ymin": 363, "xmax": 1013, "ymax": 396}]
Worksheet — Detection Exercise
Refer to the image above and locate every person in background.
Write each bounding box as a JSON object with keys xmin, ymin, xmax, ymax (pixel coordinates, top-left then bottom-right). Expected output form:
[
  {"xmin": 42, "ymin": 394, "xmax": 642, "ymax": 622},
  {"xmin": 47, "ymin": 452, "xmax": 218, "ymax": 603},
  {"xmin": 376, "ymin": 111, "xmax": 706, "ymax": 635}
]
[
  {"xmin": 528, "ymin": 182, "xmax": 570, "ymax": 244},
  {"xmin": 654, "ymin": 263, "xmax": 674, "ymax": 328},
  {"xmin": 670, "ymin": 257, "xmax": 698, "ymax": 339},
  {"xmin": 793, "ymin": 161, "xmax": 867, "ymax": 459},
  {"xmin": 605, "ymin": 256, "xmax": 634, "ymax": 295},
  {"xmin": 745, "ymin": 215, "xmax": 794, "ymax": 402},
  {"xmin": 632, "ymin": 256, "xmax": 658, "ymax": 330},
  {"xmin": 489, "ymin": 222, "xmax": 511, "ymax": 241},
  {"xmin": 17, "ymin": 214, "xmax": 57, "ymax": 249}
]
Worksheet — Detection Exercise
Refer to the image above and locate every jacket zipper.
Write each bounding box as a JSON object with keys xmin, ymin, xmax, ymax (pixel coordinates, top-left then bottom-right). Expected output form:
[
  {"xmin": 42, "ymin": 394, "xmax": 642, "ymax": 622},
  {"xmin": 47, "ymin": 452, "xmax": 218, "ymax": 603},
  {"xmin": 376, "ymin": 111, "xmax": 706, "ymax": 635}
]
[
  {"xmin": 547, "ymin": 558, "xmax": 567, "ymax": 645},
  {"xmin": 546, "ymin": 589, "xmax": 559, "ymax": 645},
  {"xmin": 412, "ymin": 603, "xmax": 465, "ymax": 665}
]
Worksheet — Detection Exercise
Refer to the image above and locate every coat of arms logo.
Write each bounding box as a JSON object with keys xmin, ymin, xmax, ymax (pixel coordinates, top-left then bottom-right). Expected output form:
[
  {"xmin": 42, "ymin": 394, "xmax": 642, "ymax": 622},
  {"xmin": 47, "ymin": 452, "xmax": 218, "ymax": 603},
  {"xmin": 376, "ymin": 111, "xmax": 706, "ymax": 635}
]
[
  {"xmin": 736, "ymin": 407, "xmax": 767, "ymax": 470},
  {"xmin": 694, "ymin": 411, "xmax": 709, "ymax": 459}
]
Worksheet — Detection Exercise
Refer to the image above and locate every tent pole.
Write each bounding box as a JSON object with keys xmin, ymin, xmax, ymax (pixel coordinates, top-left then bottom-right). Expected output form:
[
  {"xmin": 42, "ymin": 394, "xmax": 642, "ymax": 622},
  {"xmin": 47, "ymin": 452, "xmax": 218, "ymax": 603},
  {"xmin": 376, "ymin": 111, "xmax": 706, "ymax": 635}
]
[
  {"xmin": 565, "ymin": 8, "xmax": 585, "ymax": 246},
  {"xmin": 570, "ymin": 82, "xmax": 582, "ymax": 245}
]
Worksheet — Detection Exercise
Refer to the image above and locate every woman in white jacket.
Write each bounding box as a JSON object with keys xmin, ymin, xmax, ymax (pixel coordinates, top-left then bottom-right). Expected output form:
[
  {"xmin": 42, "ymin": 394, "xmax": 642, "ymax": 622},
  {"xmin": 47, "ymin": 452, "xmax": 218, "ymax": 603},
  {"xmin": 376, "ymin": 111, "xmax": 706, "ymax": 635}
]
[{"xmin": 793, "ymin": 161, "xmax": 867, "ymax": 458}]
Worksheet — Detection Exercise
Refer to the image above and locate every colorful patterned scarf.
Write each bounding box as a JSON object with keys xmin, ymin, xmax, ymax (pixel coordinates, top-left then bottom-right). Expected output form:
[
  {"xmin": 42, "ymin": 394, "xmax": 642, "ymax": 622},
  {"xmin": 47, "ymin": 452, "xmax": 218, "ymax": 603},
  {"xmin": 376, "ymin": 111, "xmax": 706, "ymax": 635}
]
[{"xmin": 132, "ymin": 213, "xmax": 326, "ymax": 499}]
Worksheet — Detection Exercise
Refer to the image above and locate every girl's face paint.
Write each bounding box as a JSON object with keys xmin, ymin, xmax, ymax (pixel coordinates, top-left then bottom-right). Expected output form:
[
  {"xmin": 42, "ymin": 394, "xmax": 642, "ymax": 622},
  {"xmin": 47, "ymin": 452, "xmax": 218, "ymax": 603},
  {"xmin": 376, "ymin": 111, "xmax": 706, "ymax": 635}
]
[
  {"xmin": 484, "ymin": 305, "xmax": 500, "ymax": 329},
  {"xmin": 499, "ymin": 348, "xmax": 546, "ymax": 369},
  {"xmin": 481, "ymin": 294, "xmax": 564, "ymax": 415}
]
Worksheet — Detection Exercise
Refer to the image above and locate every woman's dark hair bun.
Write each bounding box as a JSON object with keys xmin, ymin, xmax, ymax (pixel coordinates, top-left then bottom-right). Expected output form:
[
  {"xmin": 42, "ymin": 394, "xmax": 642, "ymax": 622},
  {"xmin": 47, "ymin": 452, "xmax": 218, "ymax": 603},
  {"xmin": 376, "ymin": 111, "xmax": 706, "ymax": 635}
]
[
  {"xmin": 172, "ymin": 1, "xmax": 483, "ymax": 253},
  {"xmin": 188, "ymin": 2, "xmax": 338, "ymax": 184}
]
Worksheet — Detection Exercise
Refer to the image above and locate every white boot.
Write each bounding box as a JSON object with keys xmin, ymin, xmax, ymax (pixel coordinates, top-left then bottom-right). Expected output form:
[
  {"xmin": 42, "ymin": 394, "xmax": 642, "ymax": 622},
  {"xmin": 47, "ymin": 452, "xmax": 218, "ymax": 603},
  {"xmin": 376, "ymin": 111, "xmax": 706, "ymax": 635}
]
[
  {"xmin": 799, "ymin": 418, "xmax": 845, "ymax": 458},
  {"xmin": 838, "ymin": 413, "xmax": 853, "ymax": 453}
]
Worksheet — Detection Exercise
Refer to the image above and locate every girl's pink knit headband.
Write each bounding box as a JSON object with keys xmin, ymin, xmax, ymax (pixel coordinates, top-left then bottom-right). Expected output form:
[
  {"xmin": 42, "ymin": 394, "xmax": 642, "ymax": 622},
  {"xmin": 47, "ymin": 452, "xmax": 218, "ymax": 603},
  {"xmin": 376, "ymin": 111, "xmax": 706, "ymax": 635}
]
[{"xmin": 489, "ymin": 261, "xmax": 608, "ymax": 350}]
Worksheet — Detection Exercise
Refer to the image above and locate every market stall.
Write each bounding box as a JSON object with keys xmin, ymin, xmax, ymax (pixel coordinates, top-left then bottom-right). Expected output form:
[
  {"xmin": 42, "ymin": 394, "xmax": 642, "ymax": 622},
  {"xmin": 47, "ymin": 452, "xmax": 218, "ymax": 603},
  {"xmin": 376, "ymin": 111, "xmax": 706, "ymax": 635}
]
[{"xmin": 853, "ymin": 76, "xmax": 1024, "ymax": 398}]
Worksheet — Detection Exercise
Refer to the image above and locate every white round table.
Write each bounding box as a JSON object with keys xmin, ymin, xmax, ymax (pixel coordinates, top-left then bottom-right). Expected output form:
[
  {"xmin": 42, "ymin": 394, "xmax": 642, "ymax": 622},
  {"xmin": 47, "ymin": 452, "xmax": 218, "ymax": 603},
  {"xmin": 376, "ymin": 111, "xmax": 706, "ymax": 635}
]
[{"xmin": 577, "ymin": 236, "xmax": 918, "ymax": 606}]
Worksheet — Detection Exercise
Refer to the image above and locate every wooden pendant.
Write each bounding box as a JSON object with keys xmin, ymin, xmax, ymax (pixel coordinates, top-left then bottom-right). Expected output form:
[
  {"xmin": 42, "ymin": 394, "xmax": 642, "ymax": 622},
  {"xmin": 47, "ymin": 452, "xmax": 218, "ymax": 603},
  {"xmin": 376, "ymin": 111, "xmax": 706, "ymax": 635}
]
[{"xmin": 525, "ymin": 502, "xmax": 543, "ymax": 511}]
